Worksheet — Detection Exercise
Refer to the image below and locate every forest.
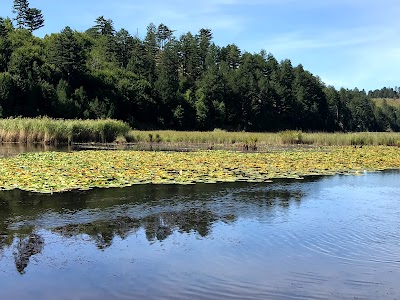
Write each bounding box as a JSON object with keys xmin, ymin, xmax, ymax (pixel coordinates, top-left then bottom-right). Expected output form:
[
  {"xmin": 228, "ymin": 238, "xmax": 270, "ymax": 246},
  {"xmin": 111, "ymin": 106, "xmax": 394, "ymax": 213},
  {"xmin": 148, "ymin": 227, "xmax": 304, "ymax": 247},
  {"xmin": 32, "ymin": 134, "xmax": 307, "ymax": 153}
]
[{"xmin": 0, "ymin": 0, "xmax": 400, "ymax": 132}]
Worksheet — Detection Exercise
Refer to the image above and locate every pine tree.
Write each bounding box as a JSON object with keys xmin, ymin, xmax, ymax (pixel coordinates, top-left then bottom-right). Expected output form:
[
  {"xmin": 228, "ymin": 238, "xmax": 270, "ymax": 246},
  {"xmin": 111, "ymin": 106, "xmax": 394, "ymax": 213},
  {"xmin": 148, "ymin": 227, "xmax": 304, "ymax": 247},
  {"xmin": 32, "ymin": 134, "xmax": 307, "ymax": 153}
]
[
  {"xmin": 0, "ymin": 17, "xmax": 12, "ymax": 72},
  {"xmin": 0, "ymin": 17, "xmax": 7, "ymax": 37},
  {"xmin": 47, "ymin": 26, "xmax": 86, "ymax": 83},
  {"xmin": 91, "ymin": 16, "xmax": 115, "ymax": 36},
  {"xmin": 12, "ymin": 0, "xmax": 44, "ymax": 32},
  {"xmin": 13, "ymin": 0, "xmax": 29, "ymax": 29},
  {"xmin": 156, "ymin": 23, "xmax": 173, "ymax": 50},
  {"xmin": 25, "ymin": 8, "xmax": 44, "ymax": 32},
  {"xmin": 115, "ymin": 29, "xmax": 133, "ymax": 68}
]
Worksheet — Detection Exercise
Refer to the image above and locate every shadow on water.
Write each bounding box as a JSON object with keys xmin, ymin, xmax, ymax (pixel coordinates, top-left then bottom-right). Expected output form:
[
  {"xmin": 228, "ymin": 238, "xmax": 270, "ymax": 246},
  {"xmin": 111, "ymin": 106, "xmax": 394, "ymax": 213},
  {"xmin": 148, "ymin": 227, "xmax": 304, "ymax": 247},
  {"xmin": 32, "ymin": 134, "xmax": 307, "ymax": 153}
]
[{"xmin": 0, "ymin": 177, "xmax": 315, "ymax": 274}]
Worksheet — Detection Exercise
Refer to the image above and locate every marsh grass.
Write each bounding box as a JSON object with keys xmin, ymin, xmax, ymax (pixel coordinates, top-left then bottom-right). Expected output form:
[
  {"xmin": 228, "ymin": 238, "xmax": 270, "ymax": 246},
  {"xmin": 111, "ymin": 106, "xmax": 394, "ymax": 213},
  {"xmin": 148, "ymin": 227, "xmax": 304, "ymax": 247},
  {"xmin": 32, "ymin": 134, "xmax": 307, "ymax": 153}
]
[
  {"xmin": 0, "ymin": 117, "xmax": 130, "ymax": 144},
  {"xmin": 126, "ymin": 130, "xmax": 400, "ymax": 147},
  {"xmin": 1, "ymin": 118, "xmax": 400, "ymax": 147}
]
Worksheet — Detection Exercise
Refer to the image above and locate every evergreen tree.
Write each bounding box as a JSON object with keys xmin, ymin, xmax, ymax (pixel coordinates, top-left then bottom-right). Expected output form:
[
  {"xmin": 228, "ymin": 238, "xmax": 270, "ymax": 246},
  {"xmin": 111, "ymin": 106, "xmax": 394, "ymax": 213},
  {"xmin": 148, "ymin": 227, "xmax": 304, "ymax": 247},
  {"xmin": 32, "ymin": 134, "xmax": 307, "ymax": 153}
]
[
  {"xmin": 0, "ymin": 17, "xmax": 12, "ymax": 72},
  {"xmin": 178, "ymin": 32, "xmax": 200, "ymax": 89},
  {"xmin": 90, "ymin": 16, "xmax": 115, "ymax": 36},
  {"xmin": 13, "ymin": 0, "xmax": 44, "ymax": 32},
  {"xmin": 0, "ymin": 72, "xmax": 16, "ymax": 116},
  {"xmin": 156, "ymin": 23, "xmax": 173, "ymax": 50},
  {"xmin": 12, "ymin": 0, "xmax": 29, "ymax": 29},
  {"xmin": 46, "ymin": 27, "xmax": 86, "ymax": 84},
  {"xmin": 155, "ymin": 39, "xmax": 180, "ymax": 126},
  {"xmin": 0, "ymin": 17, "xmax": 7, "ymax": 37},
  {"xmin": 0, "ymin": 8, "xmax": 397, "ymax": 132},
  {"xmin": 198, "ymin": 28, "xmax": 212, "ymax": 71},
  {"xmin": 115, "ymin": 29, "xmax": 133, "ymax": 68},
  {"xmin": 25, "ymin": 8, "xmax": 44, "ymax": 32},
  {"xmin": 143, "ymin": 23, "xmax": 158, "ymax": 84}
]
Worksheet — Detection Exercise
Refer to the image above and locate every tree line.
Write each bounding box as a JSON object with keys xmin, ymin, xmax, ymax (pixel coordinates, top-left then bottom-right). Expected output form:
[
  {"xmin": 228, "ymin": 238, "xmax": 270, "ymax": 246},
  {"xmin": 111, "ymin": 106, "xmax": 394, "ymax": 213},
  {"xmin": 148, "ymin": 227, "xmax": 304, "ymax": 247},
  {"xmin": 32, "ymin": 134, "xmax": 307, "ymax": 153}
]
[
  {"xmin": 1, "ymin": 1, "xmax": 399, "ymax": 132},
  {"xmin": 368, "ymin": 87, "xmax": 400, "ymax": 99}
]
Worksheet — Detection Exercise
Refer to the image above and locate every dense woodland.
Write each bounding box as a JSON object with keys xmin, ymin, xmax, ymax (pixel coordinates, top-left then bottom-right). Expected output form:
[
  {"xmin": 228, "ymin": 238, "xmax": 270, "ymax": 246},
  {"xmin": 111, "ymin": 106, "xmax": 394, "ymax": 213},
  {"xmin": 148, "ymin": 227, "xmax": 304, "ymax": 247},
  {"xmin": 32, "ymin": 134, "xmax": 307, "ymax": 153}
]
[{"xmin": 0, "ymin": 0, "xmax": 400, "ymax": 132}]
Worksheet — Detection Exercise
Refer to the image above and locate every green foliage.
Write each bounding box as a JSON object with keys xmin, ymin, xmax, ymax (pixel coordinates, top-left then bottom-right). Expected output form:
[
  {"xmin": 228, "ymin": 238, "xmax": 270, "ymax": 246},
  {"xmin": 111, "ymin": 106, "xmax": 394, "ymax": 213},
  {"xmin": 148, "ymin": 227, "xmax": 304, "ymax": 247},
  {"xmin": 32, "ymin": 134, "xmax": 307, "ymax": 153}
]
[
  {"xmin": 90, "ymin": 16, "xmax": 115, "ymax": 36},
  {"xmin": 12, "ymin": 0, "xmax": 44, "ymax": 32},
  {"xmin": 0, "ymin": 72, "xmax": 15, "ymax": 116},
  {"xmin": 279, "ymin": 130, "xmax": 303, "ymax": 145},
  {"xmin": 0, "ymin": 17, "xmax": 7, "ymax": 37},
  {"xmin": 2, "ymin": 146, "xmax": 400, "ymax": 193},
  {"xmin": 12, "ymin": 0, "xmax": 29, "ymax": 29},
  {"xmin": 46, "ymin": 27, "xmax": 86, "ymax": 82},
  {"xmin": 24, "ymin": 8, "xmax": 44, "ymax": 32},
  {"xmin": 0, "ymin": 3, "xmax": 398, "ymax": 132},
  {"xmin": 369, "ymin": 87, "xmax": 399, "ymax": 99}
]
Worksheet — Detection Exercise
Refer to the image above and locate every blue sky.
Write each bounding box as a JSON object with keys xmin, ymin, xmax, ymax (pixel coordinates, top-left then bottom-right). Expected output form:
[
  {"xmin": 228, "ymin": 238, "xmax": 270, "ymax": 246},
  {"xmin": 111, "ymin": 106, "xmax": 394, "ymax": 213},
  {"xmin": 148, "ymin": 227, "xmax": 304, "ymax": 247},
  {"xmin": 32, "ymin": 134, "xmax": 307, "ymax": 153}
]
[{"xmin": 1, "ymin": 0, "xmax": 399, "ymax": 91}]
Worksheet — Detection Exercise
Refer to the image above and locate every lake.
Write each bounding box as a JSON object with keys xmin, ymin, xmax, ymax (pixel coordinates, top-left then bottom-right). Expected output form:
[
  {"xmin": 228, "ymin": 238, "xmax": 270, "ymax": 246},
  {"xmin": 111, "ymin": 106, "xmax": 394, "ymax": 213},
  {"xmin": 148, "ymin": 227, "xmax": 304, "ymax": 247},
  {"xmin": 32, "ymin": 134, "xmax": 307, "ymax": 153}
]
[
  {"xmin": 0, "ymin": 144, "xmax": 71, "ymax": 158},
  {"xmin": 1, "ymin": 171, "xmax": 399, "ymax": 299}
]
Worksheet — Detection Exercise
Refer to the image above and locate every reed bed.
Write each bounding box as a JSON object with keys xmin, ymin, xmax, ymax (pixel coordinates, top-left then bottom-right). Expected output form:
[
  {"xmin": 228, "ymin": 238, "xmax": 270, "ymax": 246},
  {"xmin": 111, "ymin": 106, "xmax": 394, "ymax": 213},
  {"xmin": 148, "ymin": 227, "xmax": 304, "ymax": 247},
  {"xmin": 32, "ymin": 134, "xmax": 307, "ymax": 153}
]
[
  {"xmin": 126, "ymin": 130, "xmax": 400, "ymax": 147},
  {"xmin": 0, "ymin": 117, "xmax": 130, "ymax": 144},
  {"xmin": 301, "ymin": 132, "xmax": 400, "ymax": 146},
  {"xmin": 1, "ymin": 118, "xmax": 399, "ymax": 147}
]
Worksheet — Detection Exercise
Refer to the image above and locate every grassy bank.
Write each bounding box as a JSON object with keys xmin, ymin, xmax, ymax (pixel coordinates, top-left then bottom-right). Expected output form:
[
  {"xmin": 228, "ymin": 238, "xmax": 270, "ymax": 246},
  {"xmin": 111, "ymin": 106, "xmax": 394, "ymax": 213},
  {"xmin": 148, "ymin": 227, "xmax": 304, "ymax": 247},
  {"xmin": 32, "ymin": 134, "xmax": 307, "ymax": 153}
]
[
  {"xmin": 1, "ymin": 146, "xmax": 400, "ymax": 193},
  {"xmin": 0, "ymin": 118, "xmax": 400, "ymax": 147},
  {"xmin": 0, "ymin": 117, "xmax": 130, "ymax": 144},
  {"xmin": 126, "ymin": 130, "xmax": 400, "ymax": 147}
]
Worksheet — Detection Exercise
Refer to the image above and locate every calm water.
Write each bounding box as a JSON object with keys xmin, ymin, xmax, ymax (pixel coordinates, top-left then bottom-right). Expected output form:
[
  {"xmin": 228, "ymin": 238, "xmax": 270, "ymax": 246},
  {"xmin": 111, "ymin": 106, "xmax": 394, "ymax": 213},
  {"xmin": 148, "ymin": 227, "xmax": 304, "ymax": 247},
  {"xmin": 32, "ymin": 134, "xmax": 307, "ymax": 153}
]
[
  {"xmin": 1, "ymin": 171, "xmax": 400, "ymax": 299},
  {"xmin": 0, "ymin": 144, "xmax": 71, "ymax": 158}
]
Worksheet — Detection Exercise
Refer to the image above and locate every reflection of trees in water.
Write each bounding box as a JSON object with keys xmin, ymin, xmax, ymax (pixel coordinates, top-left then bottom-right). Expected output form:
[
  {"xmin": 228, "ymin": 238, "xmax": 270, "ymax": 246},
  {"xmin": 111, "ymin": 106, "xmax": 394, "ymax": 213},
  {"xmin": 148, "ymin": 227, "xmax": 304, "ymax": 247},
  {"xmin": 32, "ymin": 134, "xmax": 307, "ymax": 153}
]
[
  {"xmin": 54, "ymin": 217, "xmax": 140, "ymax": 250},
  {"xmin": 263, "ymin": 190, "xmax": 303, "ymax": 208},
  {"xmin": 13, "ymin": 234, "xmax": 44, "ymax": 274},
  {"xmin": 143, "ymin": 210, "xmax": 218, "ymax": 242},
  {"xmin": 0, "ymin": 180, "xmax": 312, "ymax": 273},
  {"xmin": 232, "ymin": 187, "xmax": 304, "ymax": 208},
  {"xmin": 0, "ymin": 235, "xmax": 7, "ymax": 260},
  {"xmin": 53, "ymin": 209, "xmax": 229, "ymax": 249}
]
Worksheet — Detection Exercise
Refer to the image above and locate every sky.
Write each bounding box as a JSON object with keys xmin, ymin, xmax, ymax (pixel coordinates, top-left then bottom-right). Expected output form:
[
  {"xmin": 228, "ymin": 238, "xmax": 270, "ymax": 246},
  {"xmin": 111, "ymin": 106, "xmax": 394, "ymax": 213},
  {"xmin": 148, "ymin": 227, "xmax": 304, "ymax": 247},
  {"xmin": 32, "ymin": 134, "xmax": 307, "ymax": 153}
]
[{"xmin": 1, "ymin": 0, "xmax": 399, "ymax": 91}]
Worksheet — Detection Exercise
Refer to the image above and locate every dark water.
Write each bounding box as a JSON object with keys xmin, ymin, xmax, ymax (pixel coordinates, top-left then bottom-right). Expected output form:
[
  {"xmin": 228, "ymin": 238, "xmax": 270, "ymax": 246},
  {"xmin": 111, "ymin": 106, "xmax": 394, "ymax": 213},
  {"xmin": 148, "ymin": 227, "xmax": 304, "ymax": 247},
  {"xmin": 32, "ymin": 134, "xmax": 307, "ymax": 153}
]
[
  {"xmin": 1, "ymin": 171, "xmax": 400, "ymax": 300},
  {"xmin": 0, "ymin": 144, "xmax": 71, "ymax": 158}
]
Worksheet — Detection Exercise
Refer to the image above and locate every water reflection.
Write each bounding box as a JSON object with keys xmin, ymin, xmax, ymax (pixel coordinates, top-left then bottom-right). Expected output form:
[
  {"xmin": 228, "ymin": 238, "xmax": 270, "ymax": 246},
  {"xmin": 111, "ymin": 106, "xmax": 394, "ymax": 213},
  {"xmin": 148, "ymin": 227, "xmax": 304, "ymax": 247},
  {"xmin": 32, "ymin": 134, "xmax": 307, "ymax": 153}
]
[
  {"xmin": 0, "ymin": 179, "xmax": 310, "ymax": 273},
  {"xmin": 13, "ymin": 234, "xmax": 44, "ymax": 274},
  {"xmin": 53, "ymin": 209, "xmax": 220, "ymax": 249},
  {"xmin": 1, "ymin": 172, "xmax": 400, "ymax": 300},
  {"xmin": 0, "ymin": 144, "xmax": 71, "ymax": 158}
]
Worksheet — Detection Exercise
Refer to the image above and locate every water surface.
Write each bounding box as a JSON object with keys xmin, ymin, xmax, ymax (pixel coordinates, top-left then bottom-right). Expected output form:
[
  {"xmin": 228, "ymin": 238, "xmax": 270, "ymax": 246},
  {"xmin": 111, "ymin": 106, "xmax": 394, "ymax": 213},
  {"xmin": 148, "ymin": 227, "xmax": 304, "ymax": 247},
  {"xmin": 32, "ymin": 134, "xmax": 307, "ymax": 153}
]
[
  {"xmin": 1, "ymin": 171, "xmax": 400, "ymax": 299},
  {"xmin": 0, "ymin": 144, "xmax": 71, "ymax": 158}
]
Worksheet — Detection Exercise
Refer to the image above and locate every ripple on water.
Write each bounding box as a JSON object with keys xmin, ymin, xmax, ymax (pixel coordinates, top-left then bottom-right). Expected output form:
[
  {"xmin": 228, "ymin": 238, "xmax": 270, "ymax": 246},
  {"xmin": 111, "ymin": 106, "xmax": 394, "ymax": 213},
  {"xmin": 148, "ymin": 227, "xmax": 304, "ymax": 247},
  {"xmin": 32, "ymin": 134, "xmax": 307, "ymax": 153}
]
[{"xmin": 1, "ymin": 171, "xmax": 400, "ymax": 299}]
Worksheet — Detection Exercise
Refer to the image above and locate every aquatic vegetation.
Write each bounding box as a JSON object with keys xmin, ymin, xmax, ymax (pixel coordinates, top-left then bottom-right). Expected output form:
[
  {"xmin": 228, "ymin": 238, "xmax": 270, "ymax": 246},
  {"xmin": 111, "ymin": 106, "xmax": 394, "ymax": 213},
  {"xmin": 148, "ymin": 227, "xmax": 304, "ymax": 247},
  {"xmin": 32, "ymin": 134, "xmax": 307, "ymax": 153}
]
[
  {"xmin": 127, "ymin": 130, "xmax": 400, "ymax": 147},
  {"xmin": 1, "ymin": 146, "xmax": 400, "ymax": 194},
  {"xmin": 0, "ymin": 117, "xmax": 130, "ymax": 144},
  {"xmin": 1, "ymin": 117, "xmax": 400, "ymax": 148}
]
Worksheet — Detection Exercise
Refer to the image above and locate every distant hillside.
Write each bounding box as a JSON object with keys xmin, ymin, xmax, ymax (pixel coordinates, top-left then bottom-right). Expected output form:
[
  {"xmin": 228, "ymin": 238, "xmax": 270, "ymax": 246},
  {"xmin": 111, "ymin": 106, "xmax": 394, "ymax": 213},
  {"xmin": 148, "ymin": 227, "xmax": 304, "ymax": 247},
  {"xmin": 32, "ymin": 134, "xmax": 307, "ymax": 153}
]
[{"xmin": 372, "ymin": 98, "xmax": 400, "ymax": 108}]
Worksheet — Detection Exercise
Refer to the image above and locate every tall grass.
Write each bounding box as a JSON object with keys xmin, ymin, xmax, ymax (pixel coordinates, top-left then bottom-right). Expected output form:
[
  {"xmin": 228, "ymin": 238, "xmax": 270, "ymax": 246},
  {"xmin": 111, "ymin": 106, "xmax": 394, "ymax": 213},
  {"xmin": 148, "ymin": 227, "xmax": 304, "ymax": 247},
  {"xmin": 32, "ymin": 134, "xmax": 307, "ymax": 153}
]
[
  {"xmin": 126, "ymin": 129, "xmax": 281, "ymax": 146},
  {"xmin": 1, "ymin": 118, "xmax": 399, "ymax": 147},
  {"xmin": 301, "ymin": 132, "xmax": 400, "ymax": 146},
  {"xmin": 0, "ymin": 117, "xmax": 130, "ymax": 144},
  {"xmin": 126, "ymin": 129, "xmax": 400, "ymax": 147}
]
